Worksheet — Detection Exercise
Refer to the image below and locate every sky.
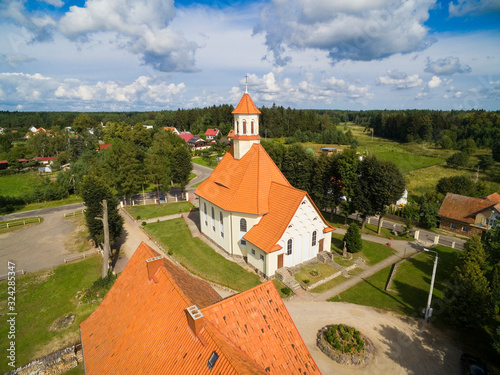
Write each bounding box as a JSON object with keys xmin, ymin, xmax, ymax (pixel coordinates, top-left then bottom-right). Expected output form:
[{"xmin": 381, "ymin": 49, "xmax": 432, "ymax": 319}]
[{"xmin": 0, "ymin": 0, "xmax": 499, "ymax": 112}]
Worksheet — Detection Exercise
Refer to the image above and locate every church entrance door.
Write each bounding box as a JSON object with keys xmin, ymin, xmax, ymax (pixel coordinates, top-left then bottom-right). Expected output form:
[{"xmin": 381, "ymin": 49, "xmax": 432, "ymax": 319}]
[
  {"xmin": 319, "ymin": 239, "xmax": 324, "ymax": 252},
  {"xmin": 278, "ymin": 254, "xmax": 284, "ymax": 269}
]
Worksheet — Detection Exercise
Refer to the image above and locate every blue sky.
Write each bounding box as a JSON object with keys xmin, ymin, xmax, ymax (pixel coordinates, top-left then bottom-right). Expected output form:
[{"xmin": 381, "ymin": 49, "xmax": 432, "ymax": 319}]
[{"xmin": 0, "ymin": 0, "xmax": 499, "ymax": 111}]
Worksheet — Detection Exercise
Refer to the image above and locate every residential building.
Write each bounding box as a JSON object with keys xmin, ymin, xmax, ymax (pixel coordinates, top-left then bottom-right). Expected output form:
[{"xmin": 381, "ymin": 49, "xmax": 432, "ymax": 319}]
[
  {"xmin": 80, "ymin": 242, "xmax": 320, "ymax": 374},
  {"xmin": 438, "ymin": 192, "xmax": 500, "ymax": 237},
  {"xmin": 205, "ymin": 128, "xmax": 220, "ymax": 140},
  {"xmin": 163, "ymin": 126, "xmax": 180, "ymax": 135},
  {"xmin": 195, "ymin": 93, "xmax": 334, "ymax": 277}
]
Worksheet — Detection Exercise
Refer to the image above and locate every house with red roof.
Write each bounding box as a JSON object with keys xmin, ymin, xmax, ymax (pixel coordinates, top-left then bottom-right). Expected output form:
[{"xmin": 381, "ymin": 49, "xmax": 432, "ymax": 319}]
[
  {"xmin": 178, "ymin": 131, "xmax": 194, "ymax": 142},
  {"xmin": 195, "ymin": 93, "xmax": 334, "ymax": 277},
  {"xmin": 97, "ymin": 143, "xmax": 111, "ymax": 151},
  {"xmin": 163, "ymin": 126, "xmax": 180, "ymax": 135},
  {"xmin": 80, "ymin": 242, "xmax": 320, "ymax": 374},
  {"xmin": 438, "ymin": 192, "xmax": 500, "ymax": 237},
  {"xmin": 205, "ymin": 128, "xmax": 220, "ymax": 140}
]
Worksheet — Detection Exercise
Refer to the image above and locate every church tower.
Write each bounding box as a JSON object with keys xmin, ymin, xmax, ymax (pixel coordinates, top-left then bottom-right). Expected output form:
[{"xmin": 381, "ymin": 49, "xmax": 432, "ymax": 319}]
[{"xmin": 231, "ymin": 91, "xmax": 261, "ymax": 160}]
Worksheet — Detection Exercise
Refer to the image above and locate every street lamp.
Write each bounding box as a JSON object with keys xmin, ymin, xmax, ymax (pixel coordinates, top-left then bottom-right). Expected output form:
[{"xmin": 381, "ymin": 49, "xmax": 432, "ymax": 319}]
[{"xmin": 423, "ymin": 248, "xmax": 438, "ymax": 322}]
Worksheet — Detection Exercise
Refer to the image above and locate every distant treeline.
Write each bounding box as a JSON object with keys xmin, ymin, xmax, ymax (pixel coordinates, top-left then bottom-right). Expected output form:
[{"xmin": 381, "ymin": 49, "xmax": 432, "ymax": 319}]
[{"xmin": 1, "ymin": 107, "xmax": 499, "ymax": 150}]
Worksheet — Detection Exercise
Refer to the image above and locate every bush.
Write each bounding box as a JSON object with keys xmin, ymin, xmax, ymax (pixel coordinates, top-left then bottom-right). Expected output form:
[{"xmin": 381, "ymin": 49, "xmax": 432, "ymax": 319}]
[
  {"xmin": 141, "ymin": 221, "xmax": 147, "ymax": 227},
  {"xmin": 303, "ymin": 279, "xmax": 310, "ymax": 284},
  {"xmin": 281, "ymin": 287, "xmax": 291, "ymax": 296},
  {"xmin": 324, "ymin": 324, "xmax": 366, "ymax": 355},
  {"xmin": 136, "ymin": 215, "xmax": 141, "ymax": 220}
]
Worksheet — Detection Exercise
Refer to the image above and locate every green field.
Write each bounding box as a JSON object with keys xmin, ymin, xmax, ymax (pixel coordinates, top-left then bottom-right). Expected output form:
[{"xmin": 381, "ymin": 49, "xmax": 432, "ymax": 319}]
[
  {"xmin": 145, "ymin": 218, "xmax": 261, "ymax": 292},
  {"xmin": 0, "ymin": 172, "xmax": 39, "ymax": 197},
  {"xmin": 192, "ymin": 157, "xmax": 215, "ymax": 169},
  {"xmin": 331, "ymin": 233, "xmax": 396, "ymax": 266},
  {"xmin": 328, "ymin": 245, "xmax": 459, "ymax": 319},
  {"xmin": 125, "ymin": 201, "xmax": 194, "ymax": 220},
  {"xmin": 375, "ymin": 151, "xmax": 444, "ymax": 174},
  {"xmin": 0, "ymin": 257, "xmax": 102, "ymax": 373}
]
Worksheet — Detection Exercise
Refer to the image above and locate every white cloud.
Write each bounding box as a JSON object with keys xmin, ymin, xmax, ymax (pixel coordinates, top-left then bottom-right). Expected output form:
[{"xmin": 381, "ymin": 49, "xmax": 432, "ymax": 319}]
[
  {"xmin": 0, "ymin": 72, "xmax": 57, "ymax": 103},
  {"xmin": 0, "ymin": 53, "xmax": 35, "ymax": 67},
  {"xmin": 428, "ymin": 75, "xmax": 442, "ymax": 88},
  {"xmin": 424, "ymin": 56, "xmax": 471, "ymax": 75},
  {"xmin": 449, "ymin": 0, "xmax": 500, "ymax": 17},
  {"xmin": 58, "ymin": 0, "xmax": 199, "ymax": 72},
  {"xmin": 0, "ymin": 0, "xmax": 56, "ymax": 43},
  {"xmin": 41, "ymin": 0, "xmax": 64, "ymax": 7},
  {"xmin": 255, "ymin": 0, "xmax": 435, "ymax": 65},
  {"xmin": 377, "ymin": 70, "xmax": 423, "ymax": 89}
]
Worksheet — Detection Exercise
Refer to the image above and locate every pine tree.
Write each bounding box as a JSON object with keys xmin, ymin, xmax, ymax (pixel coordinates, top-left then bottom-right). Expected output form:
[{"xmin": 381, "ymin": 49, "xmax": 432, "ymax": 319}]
[
  {"xmin": 172, "ymin": 144, "xmax": 192, "ymax": 193},
  {"xmin": 343, "ymin": 222, "xmax": 362, "ymax": 253}
]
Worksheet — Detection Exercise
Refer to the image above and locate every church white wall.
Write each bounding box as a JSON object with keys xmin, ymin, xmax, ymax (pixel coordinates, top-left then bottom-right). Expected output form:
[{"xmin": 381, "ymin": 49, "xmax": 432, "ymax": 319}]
[
  {"xmin": 199, "ymin": 197, "xmax": 231, "ymax": 254},
  {"xmin": 267, "ymin": 196, "xmax": 332, "ymax": 275},
  {"xmin": 230, "ymin": 212, "xmax": 261, "ymax": 258}
]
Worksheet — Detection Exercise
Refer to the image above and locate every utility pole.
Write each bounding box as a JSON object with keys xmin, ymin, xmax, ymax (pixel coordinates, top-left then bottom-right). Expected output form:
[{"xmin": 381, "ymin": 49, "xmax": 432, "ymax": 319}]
[
  {"xmin": 95, "ymin": 199, "xmax": 110, "ymax": 279},
  {"xmin": 423, "ymin": 248, "xmax": 438, "ymax": 322}
]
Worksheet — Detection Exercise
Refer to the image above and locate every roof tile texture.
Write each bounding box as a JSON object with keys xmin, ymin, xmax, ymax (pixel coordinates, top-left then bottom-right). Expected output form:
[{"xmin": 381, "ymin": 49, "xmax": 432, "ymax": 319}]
[
  {"xmin": 438, "ymin": 192, "xmax": 498, "ymax": 223},
  {"xmin": 232, "ymin": 93, "xmax": 261, "ymax": 114},
  {"xmin": 195, "ymin": 144, "xmax": 291, "ymax": 215}
]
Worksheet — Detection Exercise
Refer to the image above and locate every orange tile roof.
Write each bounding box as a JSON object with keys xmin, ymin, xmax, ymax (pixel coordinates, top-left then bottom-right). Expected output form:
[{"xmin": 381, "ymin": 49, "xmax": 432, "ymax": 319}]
[
  {"xmin": 232, "ymin": 93, "xmax": 261, "ymax": 114},
  {"xmin": 202, "ymin": 281, "xmax": 321, "ymax": 374},
  {"xmin": 438, "ymin": 193, "xmax": 498, "ymax": 224},
  {"xmin": 244, "ymin": 183, "xmax": 334, "ymax": 253},
  {"xmin": 487, "ymin": 192, "xmax": 500, "ymax": 203},
  {"xmin": 195, "ymin": 144, "xmax": 291, "ymax": 215},
  {"xmin": 81, "ymin": 243, "xmax": 319, "ymax": 374}
]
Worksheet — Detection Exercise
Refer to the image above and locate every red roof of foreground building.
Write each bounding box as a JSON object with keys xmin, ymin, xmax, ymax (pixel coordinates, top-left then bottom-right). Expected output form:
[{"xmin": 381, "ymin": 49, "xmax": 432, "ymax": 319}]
[
  {"xmin": 80, "ymin": 242, "xmax": 319, "ymax": 374},
  {"xmin": 195, "ymin": 143, "xmax": 291, "ymax": 215},
  {"xmin": 232, "ymin": 93, "xmax": 261, "ymax": 114}
]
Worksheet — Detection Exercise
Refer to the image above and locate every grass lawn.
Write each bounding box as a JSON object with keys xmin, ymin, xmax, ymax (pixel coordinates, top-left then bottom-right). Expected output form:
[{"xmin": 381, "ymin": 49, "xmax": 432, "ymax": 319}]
[
  {"xmin": 192, "ymin": 157, "xmax": 215, "ymax": 169},
  {"xmin": 310, "ymin": 267, "xmax": 364, "ymax": 294},
  {"xmin": 6, "ymin": 195, "xmax": 83, "ymax": 214},
  {"xmin": 331, "ymin": 233, "xmax": 396, "ymax": 266},
  {"xmin": 375, "ymin": 151, "xmax": 445, "ymax": 174},
  {"xmin": 294, "ymin": 263, "xmax": 338, "ymax": 288},
  {"xmin": 0, "ymin": 257, "xmax": 102, "ymax": 373},
  {"xmin": 0, "ymin": 172, "xmax": 39, "ymax": 197},
  {"xmin": 144, "ymin": 218, "xmax": 261, "ymax": 292},
  {"xmin": 125, "ymin": 201, "xmax": 194, "ymax": 220},
  {"xmin": 405, "ymin": 165, "xmax": 476, "ymax": 196},
  {"xmin": 328, "ymin": 245, "xmax": 459, "ymax": 320}
]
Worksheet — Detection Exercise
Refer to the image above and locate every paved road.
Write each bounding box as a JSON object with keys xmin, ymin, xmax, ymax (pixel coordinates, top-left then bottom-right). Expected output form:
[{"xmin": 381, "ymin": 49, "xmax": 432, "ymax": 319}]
[
  {"xmin": 285, "ymin": 301, "xmax": 461, "ymax": 375},
  {"xmin": 0, "ymin": 202, "xmax": 84, "ymax": 222},
  {"xmin": 0, "ymin": 204, "xmax": 86, "ymax": 275}
]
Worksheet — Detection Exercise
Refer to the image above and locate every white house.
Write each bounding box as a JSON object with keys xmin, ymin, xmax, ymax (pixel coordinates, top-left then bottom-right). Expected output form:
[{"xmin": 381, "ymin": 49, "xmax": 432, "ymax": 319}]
[{"xmin": 195, "ymin": 92, "xmax": 334, "ymax": 277}]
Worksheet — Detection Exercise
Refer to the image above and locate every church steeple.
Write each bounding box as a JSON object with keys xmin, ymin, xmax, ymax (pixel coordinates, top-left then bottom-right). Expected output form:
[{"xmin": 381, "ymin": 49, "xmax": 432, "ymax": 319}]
[{"xmin": 231, "ymin": 92, "xmax": 261, "ymax": 160}]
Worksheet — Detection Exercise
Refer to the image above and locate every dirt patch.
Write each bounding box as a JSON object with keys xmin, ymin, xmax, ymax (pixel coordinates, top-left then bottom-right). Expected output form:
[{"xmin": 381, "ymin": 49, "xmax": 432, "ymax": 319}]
[
  {"xmin": 64, "ymin": 216, "xmax": 90, "ymax": 253},
  {"xmin": 49, "ymin": 314, "xmax": 76, "ymax": 331},
  {"xmin": 34, "ymin": 269, "xmax": 54, "ymax": 284}
]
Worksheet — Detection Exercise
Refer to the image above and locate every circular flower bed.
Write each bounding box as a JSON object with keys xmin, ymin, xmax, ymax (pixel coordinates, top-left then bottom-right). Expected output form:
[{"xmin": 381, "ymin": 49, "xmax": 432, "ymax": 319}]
[{"xmin": 317, "ymin": 324, "xmax": 373, "ymax": 367}]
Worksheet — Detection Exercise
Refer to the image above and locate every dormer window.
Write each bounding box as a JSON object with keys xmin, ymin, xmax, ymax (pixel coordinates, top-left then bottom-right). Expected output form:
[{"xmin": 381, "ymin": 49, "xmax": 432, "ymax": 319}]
[{"xmin": 207, "ymin": 351, "xmax": 219, "ymax": 371}]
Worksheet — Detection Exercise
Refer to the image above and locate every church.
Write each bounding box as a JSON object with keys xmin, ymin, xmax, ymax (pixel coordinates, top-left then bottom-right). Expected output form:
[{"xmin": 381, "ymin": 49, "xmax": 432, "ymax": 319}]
[{"xmin": 195, "ymin": 92, "xmax": 334, "ymax": 277}]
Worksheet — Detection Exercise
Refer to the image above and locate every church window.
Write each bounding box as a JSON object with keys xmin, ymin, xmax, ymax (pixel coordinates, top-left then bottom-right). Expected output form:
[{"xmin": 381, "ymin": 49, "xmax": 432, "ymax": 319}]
[
  {"xmin": 240, "ymin": 218, "xmax": 247, "ymax": 245},
  {"xmin": 312, "ymin": 231, "xmax": 317, "ymax": 247},
  {"xmin": 220, "ymin": 212, "xmax": 224, "ymax": 238},
  {"xmin": 251, "ymin": 121, "xmax": 254, "ymax": 134},
  {"xmin": 204, "ymin": 202, "xmax": 207, "ymax": 226},
  {"xmin": 211, "ymin": 207, "xmax": 215, "ymax": 231},
  {"xmin": 236, "ymin": 121, "xmax": 239, "ymax": 134},
  {"xmin": 243, "ymin": 120, "xmax": 247, "ymax": 134},
  {"xmin": 287, "ymin": 239, "xmax": 293, "ymax": 255}
]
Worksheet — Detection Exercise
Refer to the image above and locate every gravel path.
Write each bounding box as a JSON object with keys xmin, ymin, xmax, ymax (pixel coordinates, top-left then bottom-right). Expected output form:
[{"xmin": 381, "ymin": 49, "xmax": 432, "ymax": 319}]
[{"xmin": 285, "ymin": 301, "xmax": 462, "ymax": 375}]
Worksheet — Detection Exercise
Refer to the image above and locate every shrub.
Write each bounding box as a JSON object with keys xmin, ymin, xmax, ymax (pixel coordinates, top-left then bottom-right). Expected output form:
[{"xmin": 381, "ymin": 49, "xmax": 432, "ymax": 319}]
[
  {"xmin": 323, "ymin": 324, "xmax": 365, "ymax": 355},
  {"xmin": 281, "ymin": 287, "xmax": 291, "ymax": 296},
  {"xmin": 343, "ymin": 222, "xmax": 362, "ymax": 253},
  {"xmin": 142, "ymin": 221, "xmax": 147, "ymax": 227},
  {"xmin": 303, "ymin": 279, "xmax": 310, "ymax": 284},
  {"xmin": 136, "ymin": 215, "xmax": 141, "ymax": 220}
]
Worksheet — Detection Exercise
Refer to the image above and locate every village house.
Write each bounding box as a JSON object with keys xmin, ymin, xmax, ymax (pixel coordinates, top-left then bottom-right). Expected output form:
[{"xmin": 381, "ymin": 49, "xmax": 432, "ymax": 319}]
[
  {"xmin": 80, "ymin": 242, "xmax": 320, "ymax": 374},
  {"xmin": 205, "ymin": 128, "xmax": 220, "ymax": 140},
  {"xmin": 195, "ymin": 93, "xmax": 334, "ymax": 277},
  {"xmin": 163, "ymin": 126, "xmax": 180, "ymax": 135},
  {"xmin": 438, "ymin": 192, "xmax": 500, "ymax": 237}
]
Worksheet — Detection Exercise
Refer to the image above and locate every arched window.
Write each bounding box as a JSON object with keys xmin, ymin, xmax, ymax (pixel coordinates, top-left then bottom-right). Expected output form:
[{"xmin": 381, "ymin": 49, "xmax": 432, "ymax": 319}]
[
  {"xmin": 312, "ymin": 231, "xmax": 317, "ymax": 247},
  {"xmin": 211, "ymin": 207, "xmax": 215, "ymax": 231},
  {"xmin": 242, "ymin": 120, "xmax": 247, "ymax": 134},
  {"xmin": 287, "ymin": 239, "xmax": 293, "ymax": 255},
  {"xmin": 219, "ymin": 212, "xmax": 224, "ymax": 238},
  {"xmin": 203, "ymin": 202, "xmax": 207, "ymax": 226},
  {"xmin": 236, "ymin": 121, "xmax": 239, "ymax": 134},
  {"xmin": 240, "ymin": 218, "xmax": 247, "ymax": 245},
  {"xmin": 251, "ymin": 121, "xmax": 254, "ymax": 134}
]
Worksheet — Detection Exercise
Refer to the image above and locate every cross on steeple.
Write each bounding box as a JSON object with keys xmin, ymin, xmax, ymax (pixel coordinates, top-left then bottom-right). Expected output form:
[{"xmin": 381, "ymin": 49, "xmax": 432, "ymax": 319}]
[{"xmin": 244, "ymin": 74, "xmax": 249, "ymax": 94}]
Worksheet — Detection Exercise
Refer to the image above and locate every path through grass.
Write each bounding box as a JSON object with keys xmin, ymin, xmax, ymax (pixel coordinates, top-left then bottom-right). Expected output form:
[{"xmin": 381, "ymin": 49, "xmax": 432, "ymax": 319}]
[{"xmin": 145, "ymin": 218, "xmax": 261, "ymax": 292}]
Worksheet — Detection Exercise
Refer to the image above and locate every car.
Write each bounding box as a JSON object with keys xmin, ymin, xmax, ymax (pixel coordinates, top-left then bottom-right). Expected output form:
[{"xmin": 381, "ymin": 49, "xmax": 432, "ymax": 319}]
[{"xmin": 461, "ymin": 353, "xmax": 487, "ymax": 375}]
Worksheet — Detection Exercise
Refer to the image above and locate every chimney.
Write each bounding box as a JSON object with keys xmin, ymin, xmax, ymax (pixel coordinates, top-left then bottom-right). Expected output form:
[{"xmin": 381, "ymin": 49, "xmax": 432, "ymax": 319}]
[
  {"xmin": 186, "ymin": 305, "xmax": 205, "ymax": 338},
  {"xmin": 146, "ymin": 256, "xmax": 164, "ymax": 282}
]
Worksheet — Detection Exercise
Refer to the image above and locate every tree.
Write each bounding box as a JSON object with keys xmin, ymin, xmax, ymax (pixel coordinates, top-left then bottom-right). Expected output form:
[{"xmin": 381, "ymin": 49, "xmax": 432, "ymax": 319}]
[
  {"xmin": 343, "ymin": 222, "xmax": 362, "ymax": 253},
  {"xmin": 492, "ymin": 139, "xmax": 500, "ymax": 162},
  {"xmin": 353, "ymin": 156, "xmax": 405, "ymax": 233},
  {"xmin": 72, "ymin": 113, "xmax": 96, "ymax": 134},
  {"xmin": 146, "ymin": 131, "xmax": 173, "ymax": 201},
  {"xmin": 447, "ymin": 260, "xmax": 492, "ymax": 329},
  {"xmin": 80, "ymin": 174, "xmax": 123, "ymax": 245},
  {"xmin": 436, "ymin": 176, "xmax": 476, "ymax": 196},
  {"xmin": 281, "ymin": 144, "xmax": 315, "ymax": 193},
  {"xmin": 483, "ymin": 224, "xmax": 500, "ymax": 263},
  {"xmin": 446, "ymin": 151, "xmax": 470, "ymax": 169},
  {"xmin": 171, "ymin": 144, "xmax": 192, "ymax": 193},
  {"xmin": 491, "ymin": 263, "xmax": 500, "ymax": 314},
  {"xmin": 329, "ymin": 149, "xmax": 359, "ymax": 222}
]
